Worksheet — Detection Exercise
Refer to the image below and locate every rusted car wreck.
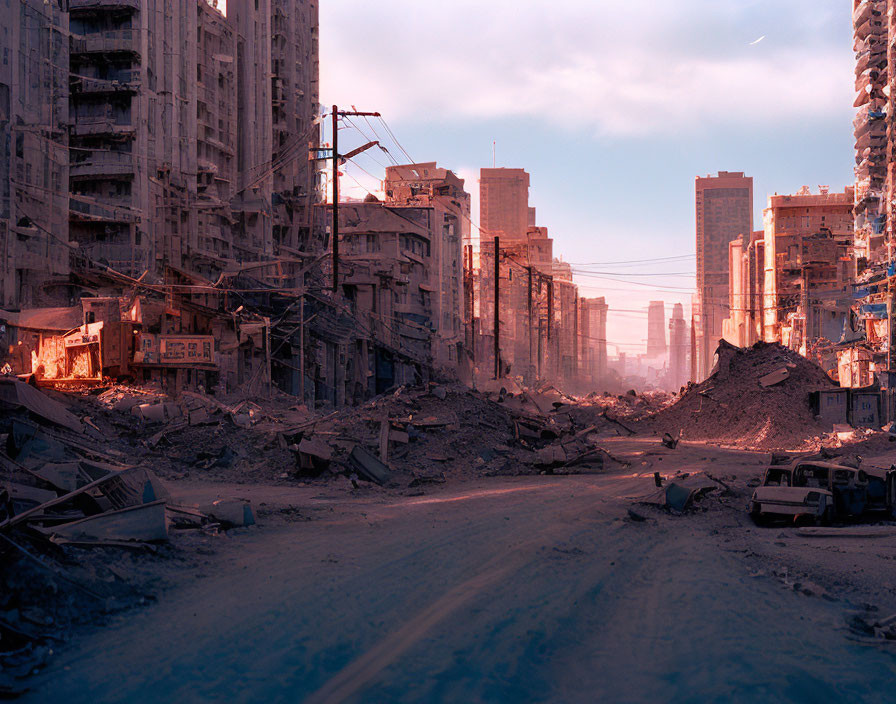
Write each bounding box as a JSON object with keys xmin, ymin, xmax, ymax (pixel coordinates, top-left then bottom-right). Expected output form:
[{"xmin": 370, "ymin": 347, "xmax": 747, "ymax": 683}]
[{"xmin": 749, "ymin": 459, "xmax": 896, "ymax": 525}]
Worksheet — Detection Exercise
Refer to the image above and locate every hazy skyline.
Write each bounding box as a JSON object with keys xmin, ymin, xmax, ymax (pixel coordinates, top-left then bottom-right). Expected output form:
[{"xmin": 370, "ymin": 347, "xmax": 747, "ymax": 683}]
[{"xmin": 320, "ymin": 0, "xmax": 854, "ymax": 356}]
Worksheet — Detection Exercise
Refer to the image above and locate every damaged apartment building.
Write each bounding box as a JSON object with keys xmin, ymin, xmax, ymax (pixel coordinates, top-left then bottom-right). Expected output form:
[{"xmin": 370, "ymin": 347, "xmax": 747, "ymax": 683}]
[
  {"xmin": 833, "ymin": 0, "xmax": 896, "ymax": 415},
  {"xmin": 331, "ymin": 162, "xmax": 470, "ymax": 398},
  {"xmin": 722, "ymin": 186, "xmax": 855, "ymax": 379}
]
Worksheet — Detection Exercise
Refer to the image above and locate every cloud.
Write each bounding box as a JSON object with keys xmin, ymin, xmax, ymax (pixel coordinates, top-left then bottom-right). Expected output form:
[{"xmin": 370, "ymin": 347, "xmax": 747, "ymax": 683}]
[{"xmin": 320, "ymin": 0, "xmax": 853, "ymax": 137}]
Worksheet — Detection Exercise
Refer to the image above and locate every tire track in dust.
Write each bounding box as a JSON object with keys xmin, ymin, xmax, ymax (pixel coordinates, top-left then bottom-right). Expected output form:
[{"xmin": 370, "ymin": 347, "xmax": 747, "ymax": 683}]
[
  {"xmin": 306, "ymin": 560, "xmax": 516, "ymax": 704},
  {"xmin": 307, "ymin": 493, "xmax": 610, "ymax": 704}
]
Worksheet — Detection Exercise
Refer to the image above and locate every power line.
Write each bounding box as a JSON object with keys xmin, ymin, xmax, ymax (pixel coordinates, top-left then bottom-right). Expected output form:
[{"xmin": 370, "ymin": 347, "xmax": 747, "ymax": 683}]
[
  {"xmin": 377, "ymin": 116, "xmax": 414, "ymax": 164},
  {"xmin": 570, "ymin": 269, "xmax": 696, "ymax": 277},
  {"xmin": 566, "ymin": 254, "xmax": 694, "ymax": 266},
  {"xmin": 362, "ymin": 115, "xmax": 399, "ymax": 166}
]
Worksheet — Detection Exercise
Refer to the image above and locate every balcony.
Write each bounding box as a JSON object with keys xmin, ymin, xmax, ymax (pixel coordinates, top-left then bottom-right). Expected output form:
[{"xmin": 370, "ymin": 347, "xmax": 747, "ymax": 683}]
[
  {"xmin": 76, "ymin": 242, "xmax": 149, "ymax": 276},
  {"xmin": 70, "ymin": 197, "xmax": 139, "ymax": 223},
  {"xmin": 70, "ymin": 115, "xmax": 135, "ymax": 138},
  {"xmin": 71, "ymin": 29, "xmax": 140, "ymax": 58},
  {"xmin": 70, "ymin": 152, "xmax": 135, "ymax": 179},
  {"xmin": 69, "ymin": 0, "xmax": 139, "ymax": 10},
  {"xmin": 71, "ymin": 70, "xmax": 140, "ymax": 95}
]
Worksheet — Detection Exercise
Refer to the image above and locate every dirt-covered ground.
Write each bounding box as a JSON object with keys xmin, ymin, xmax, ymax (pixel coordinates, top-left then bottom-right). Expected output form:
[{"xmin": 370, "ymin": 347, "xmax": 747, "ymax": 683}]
[{"xmin": 8, "ymin": 434, "xmax": 895, "ymax": 702}]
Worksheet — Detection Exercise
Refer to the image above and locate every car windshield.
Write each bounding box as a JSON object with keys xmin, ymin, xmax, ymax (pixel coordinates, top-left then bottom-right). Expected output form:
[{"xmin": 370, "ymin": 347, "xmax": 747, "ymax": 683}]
[
  {"xmin": 794, "ymin": 465, "xmax": 829, "ymax": 488},
  {"xmin": 764, "ymin": 468, "xmax": 791, "ymax": 486},
  {"xmin": 832, "ymin": 469, "xmax": 855, "ymax": 485}
]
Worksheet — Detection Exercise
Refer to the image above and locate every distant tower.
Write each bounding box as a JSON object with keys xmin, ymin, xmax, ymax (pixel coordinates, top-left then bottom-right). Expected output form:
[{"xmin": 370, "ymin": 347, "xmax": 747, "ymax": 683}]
[
  {"xmin": 479, "ymin": 168, "xmax": 530, "ymax": 242},
  {"xmin": 646, "ymin": 301, "xmax": 667, "ymax": 359},
  {"xmin": 669, "ymin": 303, "xmax": 687, "ymax": 390}
]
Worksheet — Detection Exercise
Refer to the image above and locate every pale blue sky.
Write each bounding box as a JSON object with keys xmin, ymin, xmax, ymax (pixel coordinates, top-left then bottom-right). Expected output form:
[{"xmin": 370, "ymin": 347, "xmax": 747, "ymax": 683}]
[{"xmin": 320, "ymin": 1, "xmax": 854, "ymax": 355}]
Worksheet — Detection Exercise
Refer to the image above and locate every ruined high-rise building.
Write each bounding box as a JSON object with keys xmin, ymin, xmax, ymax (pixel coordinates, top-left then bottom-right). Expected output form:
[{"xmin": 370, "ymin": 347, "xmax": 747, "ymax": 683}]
[
  {"xmin": 67, "ymin": 0, "xmax": 210, "ymax": 277},
  {"xmin": 695, "ymin": 171, "xmax": 753, "ymax": 381},
  {"xmin": 853, "ymin": 0, "xmax": 888, "ymax": 263},
  {"xmin": 762, "ymin": 187, "xmax": 854, "ymax": 343},
  {"xmin": 646, "ymin": 301, "xmax": 667, "ymax": 360},
  {"xmin": 1, "ymin": 0, "xmax": 320, "ymax": 308},
  {"xmin": 271, "ymin": 0, "xmax": 321, "ymax": 259},
  {"xmin": 229, "ymin": 0, "xmax": 275, "ymax": 264},
  {"xmin": 0, "ymin": 0, "xmax": 70, "ymax": 308},
  {"xmin": 480, "ymin": 168, "xmax": 529, "ymax": 242},
  {"xmin": 192, "ymin": 1, "xmax": 238, "ymax": 273}
]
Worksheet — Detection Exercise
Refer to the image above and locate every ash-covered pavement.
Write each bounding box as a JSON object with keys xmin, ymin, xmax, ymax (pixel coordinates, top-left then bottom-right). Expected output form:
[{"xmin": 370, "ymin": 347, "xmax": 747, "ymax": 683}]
[{"xmin": 26, "ymin": 441, "xmax": 896, "ymax": 703}]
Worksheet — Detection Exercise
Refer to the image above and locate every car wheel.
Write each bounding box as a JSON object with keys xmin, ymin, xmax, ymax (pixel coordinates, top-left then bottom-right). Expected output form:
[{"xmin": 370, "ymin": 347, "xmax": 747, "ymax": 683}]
[{"xmin": 815, "ymin": 507, "xmax": 833, "ymax": 527}]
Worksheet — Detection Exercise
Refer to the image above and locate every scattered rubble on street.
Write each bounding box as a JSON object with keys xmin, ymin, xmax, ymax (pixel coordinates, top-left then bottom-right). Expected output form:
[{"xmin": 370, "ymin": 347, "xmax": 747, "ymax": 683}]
[
  {"xmin": 3, "ymin": 339, "xmax": 896, "ymax": 693},
  {"xmin": 0, "ymin": 376, "xmax": 262, "ymax": 693}
]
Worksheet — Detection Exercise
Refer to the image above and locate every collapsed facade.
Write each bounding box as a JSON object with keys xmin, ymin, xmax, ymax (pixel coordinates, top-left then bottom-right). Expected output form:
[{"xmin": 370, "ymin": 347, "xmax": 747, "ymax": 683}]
[{"xmin": 336, "ymin": 162, "xmax": 470, "ymax": 391}]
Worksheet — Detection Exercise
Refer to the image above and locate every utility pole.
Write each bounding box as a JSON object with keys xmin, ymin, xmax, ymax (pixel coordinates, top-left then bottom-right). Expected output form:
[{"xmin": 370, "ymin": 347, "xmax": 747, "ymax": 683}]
[
  {"xmin": 325, "ymin": 105, "xmax": 381, "ymax": 293},
  {"xmin": 889, "ymin": 276, "xmax": 895, "ymax": 424},
  {"xmin": 264, "ymin": 316, "xmax": 272, "ymax": 399},
  {"xmin": 299, "ymin": 293, "xmax": 305, "ymax": 404},
  {"xmin": 331, "ymin": 105, "xmax": 339, "ymax": 292},
  {"xmin": 537, "ymin": 318, "xmax": 543, "ymax": 380},
  {"xmin": 690, "ymin": 313, "xmax": 697, "ymax": 384},
  {"xmin": 574, "ymin": 295, "xmax": 579, "ymax": 382},
  {"xmin": 527, "ymin": 265, "xmax": 533, "ymax": 385},
  {"xmin": 546, "ymin": 279, "xmax": 553, "ymax": 378},
  {"xmin": 494, "ymin": 236, "xmax": 500, "ymax": 380}
]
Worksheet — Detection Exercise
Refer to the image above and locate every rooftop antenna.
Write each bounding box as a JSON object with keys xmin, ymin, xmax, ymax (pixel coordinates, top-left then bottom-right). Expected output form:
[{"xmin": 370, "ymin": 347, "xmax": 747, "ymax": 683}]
[{"xmin": 493, "ymin": 141, "xmax": 496, "ymax": 168}]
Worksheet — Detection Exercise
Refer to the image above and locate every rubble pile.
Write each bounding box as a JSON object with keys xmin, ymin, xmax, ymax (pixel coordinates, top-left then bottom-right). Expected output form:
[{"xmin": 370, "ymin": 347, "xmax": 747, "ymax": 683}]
[
  {"xmin": 12, "ymin": 377, "xmax": 630, "ymax": 494},
  {"xmin": 62, "ymin": 385, "xmax": 309, "ymax": 485},
  {"xmin": 563, "ymin": 389, "xmax": 674, "ymax": 433},
  {"xmin": 0, "ymin": 378, "xmax": 257, "ymax": 691},
  {"xmin": 643, "ymin": 341, "xmax": 836, "ymax": 449},
  {"xmin": 290, "ymin": 382, "xmax": 628, "ymax": 486}
]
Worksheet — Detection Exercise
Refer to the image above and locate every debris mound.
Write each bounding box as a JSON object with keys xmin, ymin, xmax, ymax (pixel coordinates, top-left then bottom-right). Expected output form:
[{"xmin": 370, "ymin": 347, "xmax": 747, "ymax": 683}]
[{"xmin": 643, "ymin": 341, "xmax": 835, "ymax": 449}]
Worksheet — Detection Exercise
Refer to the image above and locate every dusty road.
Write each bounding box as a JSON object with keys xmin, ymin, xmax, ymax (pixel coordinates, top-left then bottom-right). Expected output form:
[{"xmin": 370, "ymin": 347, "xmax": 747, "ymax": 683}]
[{"xmin": 29, "ymin": 441, "xmax": 896, "ymax": 702}]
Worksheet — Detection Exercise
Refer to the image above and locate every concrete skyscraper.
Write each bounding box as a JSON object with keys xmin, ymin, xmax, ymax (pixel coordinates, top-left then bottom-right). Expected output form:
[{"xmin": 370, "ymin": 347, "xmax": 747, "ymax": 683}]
[
  {"xmin": 695, "ymin": 171, "xmax": 753, "ymax": 380},
  {"xmin": 669, "ymin": 303, "xmax": 688, "ymax": 391},
  {"xmin": 480, "ymin": 168, "xmax": 530, "ymax": 241},
  {"xmin": 646, "ymin": 301, "xmax": 667, "ymax": 360}
]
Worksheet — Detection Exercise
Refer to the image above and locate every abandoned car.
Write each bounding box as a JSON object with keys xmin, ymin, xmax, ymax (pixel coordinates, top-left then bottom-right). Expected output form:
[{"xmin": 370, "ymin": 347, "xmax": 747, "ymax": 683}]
[{"xmin": 749, "ymin": 460, "xmax": 896, "ymax": 524}]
